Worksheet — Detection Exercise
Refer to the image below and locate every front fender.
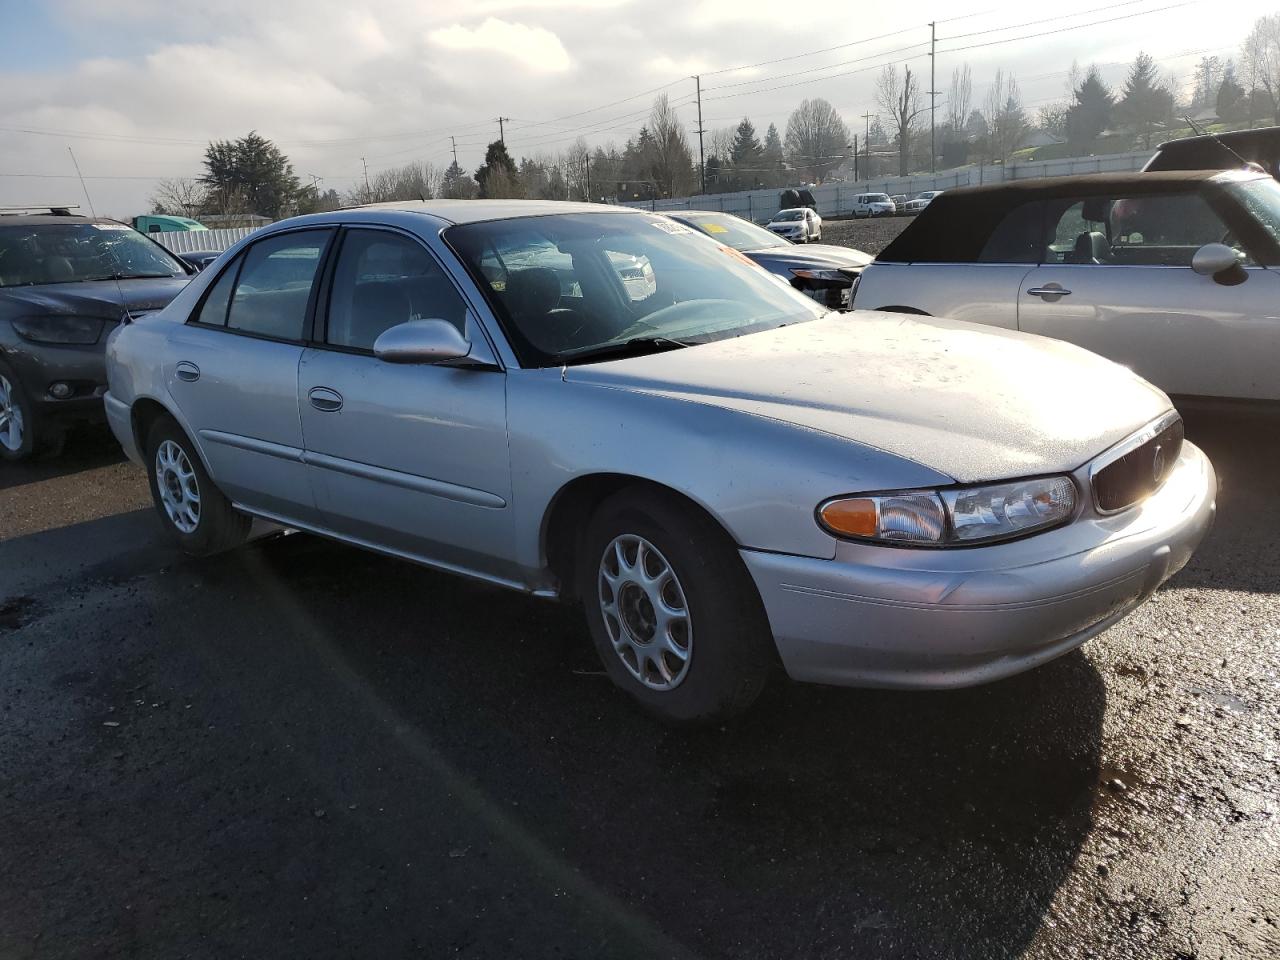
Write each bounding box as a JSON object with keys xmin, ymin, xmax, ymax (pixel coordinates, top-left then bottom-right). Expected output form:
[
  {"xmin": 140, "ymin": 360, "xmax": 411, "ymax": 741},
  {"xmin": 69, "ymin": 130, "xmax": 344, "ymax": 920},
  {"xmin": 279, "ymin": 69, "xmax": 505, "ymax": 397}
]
[{"xmin": 506, "ymin": 370, "xmax": 951, "ymax": 572}]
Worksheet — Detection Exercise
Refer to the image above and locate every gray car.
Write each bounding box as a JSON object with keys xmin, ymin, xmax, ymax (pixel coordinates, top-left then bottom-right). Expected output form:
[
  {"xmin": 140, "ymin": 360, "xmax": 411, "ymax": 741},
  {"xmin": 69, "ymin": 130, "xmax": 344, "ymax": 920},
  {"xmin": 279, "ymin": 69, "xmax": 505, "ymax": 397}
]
[{"xmin": 104, "ymin": 200, "xmax": 1217, "ymax": 722}]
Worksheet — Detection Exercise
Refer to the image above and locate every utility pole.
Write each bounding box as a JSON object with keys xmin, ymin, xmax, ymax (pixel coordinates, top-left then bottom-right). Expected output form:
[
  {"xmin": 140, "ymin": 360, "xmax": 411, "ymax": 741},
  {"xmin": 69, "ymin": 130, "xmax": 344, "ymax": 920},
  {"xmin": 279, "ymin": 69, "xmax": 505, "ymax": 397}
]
[
  {"xmin": 694, "ymin": 75, "xmax": 706, "ymax": 194},
  {"xmin": 852, "ymin": 135, "xmax": 859, "ymax": 182},
  {"xmin": 861, "ymin": 112, "xmax": 874, "ymax": 179},
  {"xmin": 928, "ymin": 21, "xmax": 939, "ymax": 173},
  {"xmin": 450, "ymin": 136, "xmax": 458, "ymax": 167},
  {"xmin": 496, "ymin": 117, "xmax": 509, "ymax": 145},
  {"xmin": 584, "ymin": 151, "xmax": 591, "ymax": 201},
  {"xmin": 361, "ymin": 156, "xmax": 370, "ymax": 192}
]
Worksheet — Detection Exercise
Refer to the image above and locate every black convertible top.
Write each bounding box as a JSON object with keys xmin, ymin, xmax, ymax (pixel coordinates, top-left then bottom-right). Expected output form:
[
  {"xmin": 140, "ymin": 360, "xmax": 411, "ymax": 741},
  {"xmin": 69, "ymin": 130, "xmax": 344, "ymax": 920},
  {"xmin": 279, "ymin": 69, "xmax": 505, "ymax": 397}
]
[{"xmin": 877, "ymin": 170, "xmax": 1240, "ymax": 263}]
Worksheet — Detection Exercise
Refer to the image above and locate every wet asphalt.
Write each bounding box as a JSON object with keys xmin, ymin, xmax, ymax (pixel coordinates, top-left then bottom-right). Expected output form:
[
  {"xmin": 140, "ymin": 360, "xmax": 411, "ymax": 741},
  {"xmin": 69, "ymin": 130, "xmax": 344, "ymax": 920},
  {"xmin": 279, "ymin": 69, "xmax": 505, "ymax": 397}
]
[{"xmin": 0, "ymin": 412, "xmax": 1277, "ymax": 960}]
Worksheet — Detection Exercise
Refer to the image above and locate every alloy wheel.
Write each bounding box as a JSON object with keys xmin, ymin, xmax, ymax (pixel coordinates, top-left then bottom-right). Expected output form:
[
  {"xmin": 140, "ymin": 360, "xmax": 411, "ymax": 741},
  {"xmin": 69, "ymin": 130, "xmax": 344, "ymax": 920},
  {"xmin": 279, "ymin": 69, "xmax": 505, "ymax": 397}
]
[
  {"xmin": 0, "ymin": 374, "xmax": 24, "ymax": 452},
  {"xmin": 598, "ymin": 534, "xmax": 692, "ymax": 690},
  {"xmin": 155, "ymin": 439, "xmax": 201, "ymax": 533}
]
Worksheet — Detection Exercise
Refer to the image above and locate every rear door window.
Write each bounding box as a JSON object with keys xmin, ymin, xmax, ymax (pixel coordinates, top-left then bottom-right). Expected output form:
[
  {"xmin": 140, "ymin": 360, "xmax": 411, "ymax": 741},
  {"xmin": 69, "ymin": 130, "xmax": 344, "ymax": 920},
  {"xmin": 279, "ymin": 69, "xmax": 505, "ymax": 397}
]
[
  {"xmin": 978, "ymin": 201, "xmax": 1044, "ymax": 263},
  {"xmin": 225, "ymin": 229, "xmax": 332, "ymax": 340}
]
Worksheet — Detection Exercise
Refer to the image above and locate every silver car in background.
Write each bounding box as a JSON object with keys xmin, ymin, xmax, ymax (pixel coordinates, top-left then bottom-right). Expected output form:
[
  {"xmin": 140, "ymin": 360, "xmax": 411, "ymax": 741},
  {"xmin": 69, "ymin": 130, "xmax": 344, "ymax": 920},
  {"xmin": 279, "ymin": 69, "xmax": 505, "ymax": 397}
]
[{"xmin": 104, "ymin": 200, "xmax": 1216, "ymax": 722}]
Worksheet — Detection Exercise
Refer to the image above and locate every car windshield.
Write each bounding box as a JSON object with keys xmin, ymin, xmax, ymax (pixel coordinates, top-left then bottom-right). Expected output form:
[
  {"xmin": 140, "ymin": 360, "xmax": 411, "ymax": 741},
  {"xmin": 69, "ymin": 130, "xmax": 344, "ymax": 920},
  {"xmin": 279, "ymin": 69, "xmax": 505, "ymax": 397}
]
[
  {"xmin": 678, "ymin": 213, "xmax": 789, "ymax": 250},
  {"xmin": 773, "ymin": 210, "xmax": 805, "ymax": 221},
  {"xmin": 1223, "ymin": 176, "xmax": 1280, "ymax": 246},
  {"xmin": 446, "ymin": 212, "xmax": 825, "ymax": 367},
  {"xmin": 869, "ymin": 194, "xmax": 890, "ymax": 202},
  {"xmin": 0, "ymin": 222, "xmax": 185, "ymax": 287}
]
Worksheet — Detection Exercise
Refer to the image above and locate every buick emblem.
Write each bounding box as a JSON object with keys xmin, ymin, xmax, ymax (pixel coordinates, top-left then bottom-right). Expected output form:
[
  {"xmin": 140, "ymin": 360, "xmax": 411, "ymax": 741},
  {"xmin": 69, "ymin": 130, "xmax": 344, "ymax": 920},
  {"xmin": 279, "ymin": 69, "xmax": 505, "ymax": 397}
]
[{"xmin": 1151, "ymin": 443, "xmax": 1167, "ymax": 481}]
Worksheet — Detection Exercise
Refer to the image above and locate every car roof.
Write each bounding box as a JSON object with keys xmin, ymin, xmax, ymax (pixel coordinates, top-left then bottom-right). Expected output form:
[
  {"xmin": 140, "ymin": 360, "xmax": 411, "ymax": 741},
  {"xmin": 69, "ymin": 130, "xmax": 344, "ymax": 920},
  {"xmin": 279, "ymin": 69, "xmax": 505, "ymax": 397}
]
[
  {"xmin": 335, "ymin": 198, "xmax": 639, "ymax": 225},
  {"xmin": 0, "ymin": 213, "xmax": 101, "ymax": 226},
  {"xmin": 670, "ymin": 210, "xmax": 745, "ymax": 219},
  {"xmin": 877, "ymin": 169, "xmax": 1265, "ymax": 264},
  {"xmin": 774, "ymin": 208, "xmax": 807, "ymax": 214}
]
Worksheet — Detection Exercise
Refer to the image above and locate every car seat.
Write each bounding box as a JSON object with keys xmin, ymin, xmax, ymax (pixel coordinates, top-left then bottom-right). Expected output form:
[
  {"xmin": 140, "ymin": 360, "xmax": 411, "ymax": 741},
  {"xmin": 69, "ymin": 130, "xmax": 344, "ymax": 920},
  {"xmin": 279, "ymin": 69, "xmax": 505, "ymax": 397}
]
[{"xmin": 1070, "ymin": 231, "xmax": 1111, "ymax": 264}]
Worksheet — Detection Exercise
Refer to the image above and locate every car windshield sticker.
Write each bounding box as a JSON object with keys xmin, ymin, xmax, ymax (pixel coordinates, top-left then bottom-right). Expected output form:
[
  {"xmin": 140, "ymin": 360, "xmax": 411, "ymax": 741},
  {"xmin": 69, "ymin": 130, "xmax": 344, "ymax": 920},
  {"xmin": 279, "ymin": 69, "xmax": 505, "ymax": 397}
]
[
  {"xmin": 702, "ymin": 222, "xmax": 728, "ymax": 233},
  {"xmin": 649, "ymin": 218, "xmax": 693, "ymax": 235},
  {"xmin": 94, "ymin": 223, "xmax": 131, "ymax": 231}
]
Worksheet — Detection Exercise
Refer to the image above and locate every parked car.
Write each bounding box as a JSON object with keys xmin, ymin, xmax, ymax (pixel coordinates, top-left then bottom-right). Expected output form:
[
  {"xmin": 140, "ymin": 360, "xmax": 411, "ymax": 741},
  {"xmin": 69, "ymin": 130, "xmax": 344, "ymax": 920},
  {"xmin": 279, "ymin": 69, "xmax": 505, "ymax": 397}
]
[
  {"xmin": 0, "ymin": 208, "xmax": 191, "ymax": 460},
  {"xmin": 901, "ymin": 190, "xmax": 944, "ymax": 214},
  {"xmin": 852, "ymin": 170, "xmax": 1280, "ymax": 406},
  {"xmin": 1145, "ymin": 125, "xmax": 1280, "ymax": 180},
  {"xmin": 105, "ymin": 200, "xmax": 1215, "ymax": 722},
  {"xmin": 766, "ymin": 207, "xmax": 822, "ymax": 242},
  {"xmin": 668, "ymin": 210, "xmax": 870, "ymax": 308},
  {"xmin": 852, "ymin": 193, "xmax": 896, "ymax": 218},
  {"xmin": 176, "ymin": 250, "xmax": 223, "ymax": 272}
]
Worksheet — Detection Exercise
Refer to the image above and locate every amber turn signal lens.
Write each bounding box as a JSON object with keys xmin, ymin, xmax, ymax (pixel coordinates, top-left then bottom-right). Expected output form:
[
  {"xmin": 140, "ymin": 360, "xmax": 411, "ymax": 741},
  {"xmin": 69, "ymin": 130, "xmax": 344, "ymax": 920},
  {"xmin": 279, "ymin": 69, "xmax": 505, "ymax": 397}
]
[{"xmin": 819, "ymin": 498, "xmax": 878, "ymax": 537}]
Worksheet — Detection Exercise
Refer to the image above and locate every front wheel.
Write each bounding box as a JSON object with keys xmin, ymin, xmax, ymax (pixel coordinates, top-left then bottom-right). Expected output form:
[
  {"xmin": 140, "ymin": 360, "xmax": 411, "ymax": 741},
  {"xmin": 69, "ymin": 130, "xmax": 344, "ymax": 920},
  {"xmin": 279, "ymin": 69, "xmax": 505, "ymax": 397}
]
[
  {"xmin": 577, "ymin": 488, "xmax": 774, "ymax": 723},
  {"xmin": 0, "ymin": 362, "xmax": 38, "ymax": 462},
  {"xmin": 146, "ymin": 415, "xmax": 250, "ymax": 555}
]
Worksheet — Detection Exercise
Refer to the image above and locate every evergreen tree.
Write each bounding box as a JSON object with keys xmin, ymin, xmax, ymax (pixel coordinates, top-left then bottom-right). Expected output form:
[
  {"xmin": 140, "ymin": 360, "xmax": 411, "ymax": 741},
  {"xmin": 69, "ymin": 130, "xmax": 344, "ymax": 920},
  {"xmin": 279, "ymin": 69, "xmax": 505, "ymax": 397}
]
[
  {"xmin": 441, "ymin": 160, "xmax": 478, "ymax": 199},
  {"xmin": 1217, "ymin": 61, "xmax": 1248, "ymax": 122},
  {"xmin": 1116, "ymin": 52, "xmax": 1174, "ymax": 148},
  {"xmin": 1065, "ymin": 66, "xmax": 1114, "ymax": 149},
  {"xmin": 729, "ymin": 118, "xmax": 763, "ymax": 189},
  {"xmin": 475, "ymin": 141, "xmax": 523, "ymax": 199},
  {"xmin": 199, "ymin": 131, "xmax": 303, "ymax": 219}
]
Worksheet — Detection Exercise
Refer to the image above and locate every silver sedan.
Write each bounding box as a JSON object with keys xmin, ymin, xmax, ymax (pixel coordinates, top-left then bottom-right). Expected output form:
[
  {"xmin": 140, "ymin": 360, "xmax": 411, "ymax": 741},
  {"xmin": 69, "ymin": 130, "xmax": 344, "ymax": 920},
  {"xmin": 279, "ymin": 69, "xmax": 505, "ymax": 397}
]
[{"xmin": 104, "ymin": 200, "xmax": 1216, "ymax": 722}]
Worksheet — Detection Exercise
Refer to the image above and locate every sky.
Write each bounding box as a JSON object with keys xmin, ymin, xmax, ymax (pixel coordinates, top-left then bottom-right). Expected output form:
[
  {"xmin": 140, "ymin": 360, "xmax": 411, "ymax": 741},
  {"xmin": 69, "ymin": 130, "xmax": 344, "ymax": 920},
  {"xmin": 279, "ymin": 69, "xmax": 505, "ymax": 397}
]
[{"xmin": 0, "ymin": 0, "xmax": 1273, "ymax": 217}]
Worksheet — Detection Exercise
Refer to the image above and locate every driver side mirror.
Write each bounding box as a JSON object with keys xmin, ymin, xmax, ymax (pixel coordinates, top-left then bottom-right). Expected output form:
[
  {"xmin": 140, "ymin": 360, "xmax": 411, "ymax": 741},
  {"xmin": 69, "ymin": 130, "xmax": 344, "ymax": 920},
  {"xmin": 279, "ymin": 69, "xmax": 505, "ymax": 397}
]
[
  {"xmin": 1191, "ymin": 243, "xmax": 1246, "ymax": 285},
  {"xmin": 373, "ymin": 319, "xmax": 471, "ymax": 364}
]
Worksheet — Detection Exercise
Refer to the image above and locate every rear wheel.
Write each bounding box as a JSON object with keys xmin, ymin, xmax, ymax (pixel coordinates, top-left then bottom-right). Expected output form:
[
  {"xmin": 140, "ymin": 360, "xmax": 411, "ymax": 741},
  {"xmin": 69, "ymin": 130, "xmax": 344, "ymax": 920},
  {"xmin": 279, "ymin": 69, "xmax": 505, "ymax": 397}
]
[
  {"xmin": 577, "ymin": 488, "xmax": 774, "ymax": 723},
  {"xmin": 145, "ymin": 415, "xmax": 249, "ymax": 555}
]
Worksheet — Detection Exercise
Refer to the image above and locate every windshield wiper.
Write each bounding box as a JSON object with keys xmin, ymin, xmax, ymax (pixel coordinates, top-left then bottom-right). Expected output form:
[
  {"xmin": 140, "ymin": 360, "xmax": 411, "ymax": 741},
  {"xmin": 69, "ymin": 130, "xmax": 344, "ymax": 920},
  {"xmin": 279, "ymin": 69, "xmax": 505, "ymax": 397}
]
[
  {"xmin": 88, "ymin": 272, "xmax": 178, "ymax": 281},
  {"xmin": 559, "ymin": 335, "xmax": 695, "ymax": 365}
]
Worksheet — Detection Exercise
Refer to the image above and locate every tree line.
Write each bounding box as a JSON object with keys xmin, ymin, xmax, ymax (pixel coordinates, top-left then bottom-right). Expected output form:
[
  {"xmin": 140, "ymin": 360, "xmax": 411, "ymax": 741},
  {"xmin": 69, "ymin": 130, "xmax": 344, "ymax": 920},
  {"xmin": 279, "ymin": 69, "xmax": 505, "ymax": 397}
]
[{"xmin": 150, "ymin": 13, "xmax": 1280, "ymax": 217}]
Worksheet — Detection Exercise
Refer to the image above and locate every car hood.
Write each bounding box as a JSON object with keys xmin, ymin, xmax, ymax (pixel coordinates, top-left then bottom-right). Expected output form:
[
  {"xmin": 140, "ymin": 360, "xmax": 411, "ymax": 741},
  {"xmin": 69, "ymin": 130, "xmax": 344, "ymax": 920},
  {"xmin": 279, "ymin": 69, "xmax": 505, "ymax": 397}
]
[
  {"xmin": 564, "ymin": 312, "xmax": 1172, "ymax": 483},
  {"xmin": 746, "ymin": 244, "xmax": 872, "ymax": 272},
  {"xmin": 0, "ymin": 276, "xmax": 190, "ymax": 320}
]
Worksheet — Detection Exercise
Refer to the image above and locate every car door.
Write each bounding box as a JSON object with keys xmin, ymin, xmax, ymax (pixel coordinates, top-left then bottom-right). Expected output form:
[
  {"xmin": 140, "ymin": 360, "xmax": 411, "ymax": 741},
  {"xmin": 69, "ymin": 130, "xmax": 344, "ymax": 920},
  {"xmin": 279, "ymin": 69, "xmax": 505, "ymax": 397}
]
[
  {"xmin": 297, "ymin": 226, "xmax": 515, "ymax": 578},
  {"xmin": 1018, "ymin": 192, "xmax": 1280, "ymax": 400},
  {"xmin": 164, "ymin": 227, "xmax": 334, "ymax": 520}
]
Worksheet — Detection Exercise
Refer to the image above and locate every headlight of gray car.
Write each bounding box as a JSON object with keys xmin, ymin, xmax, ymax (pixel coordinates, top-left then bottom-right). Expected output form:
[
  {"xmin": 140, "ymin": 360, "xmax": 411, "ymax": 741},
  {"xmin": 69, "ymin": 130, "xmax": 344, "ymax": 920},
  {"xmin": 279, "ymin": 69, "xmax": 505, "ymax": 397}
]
[
  {"xmin": 11, "ymin": 315, "xmax": 107, "ymax": 345},
  {"xmin": 790, "ymin": 268, "xmax": 850, "ymax": 282},
  {"xmin": 818, "ymin": 476, "xmax": 1077, "ymax": 546}
]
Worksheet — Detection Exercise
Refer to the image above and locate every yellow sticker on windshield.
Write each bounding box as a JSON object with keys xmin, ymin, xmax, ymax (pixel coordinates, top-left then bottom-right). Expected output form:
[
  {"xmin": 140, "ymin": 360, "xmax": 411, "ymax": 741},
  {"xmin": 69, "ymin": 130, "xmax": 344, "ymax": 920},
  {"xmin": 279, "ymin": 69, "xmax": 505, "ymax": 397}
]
[{"xmin": 703, "ymin": 223, "xmax": 728, "ymax": 233}]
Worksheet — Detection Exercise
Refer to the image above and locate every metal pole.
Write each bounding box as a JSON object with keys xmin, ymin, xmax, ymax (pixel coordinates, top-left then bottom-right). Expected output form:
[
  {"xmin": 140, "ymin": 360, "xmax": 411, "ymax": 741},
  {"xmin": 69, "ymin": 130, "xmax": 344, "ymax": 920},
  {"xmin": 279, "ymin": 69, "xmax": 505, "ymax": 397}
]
[
  {"xmin": 450, "ymin": 136, "xmax": 458, "ymax": 166},
  {"xmin": 497, "ymin": 117, "xmax": 507, "ymax": 144},
  {"xmin": 929, "ymin": 22, "xmax": 937, "ymax": 173},
  {"xmin": 584, "ymin": 152, "xmax": 591, "ymax": 201},
  {"xmin": 852, "ymin": 135, "xmax": 859, "ymax": 181},
  {"xmin": 361, "ymin": 157, "xmax": 370, "ymax": 192},
  {"xmin": 862, "ymin": 113, "xmax": 873, "ymax": 179},
  {"xmin": 695, "ymin": 75, "xmax": 706, "ymax": 195}
]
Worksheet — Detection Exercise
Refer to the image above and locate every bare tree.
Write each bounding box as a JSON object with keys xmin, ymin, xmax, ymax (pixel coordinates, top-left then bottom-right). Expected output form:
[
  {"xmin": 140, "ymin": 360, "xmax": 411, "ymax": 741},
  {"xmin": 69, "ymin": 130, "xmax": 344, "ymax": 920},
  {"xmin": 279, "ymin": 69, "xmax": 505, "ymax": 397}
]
[
  {"xmin": 875, "ymin": 65, "xmax": 923, "ymax": 176},
  {"xmin": 648, "ymin": 94, "xmax": 696, "ymax": 197},
  {"xmin": 347, "ymin": 160, "xmax": 443, "ymax": 205},
  {"xmin": 783, "ymin": 98, "xmax": 849, "ymax": 183},
  {"xmin": 984, "ymin": 70, "xmax": 1029, "ymax": 162},
  {"xmin": 945, "ymin": 65, "xmax": 972, "ymax": 135},
  {"xmin": 149, "ymin": 177, "xmax": 207, "ymax": 217},
  {"xmin": 1242, "ymin": 14, "xmax": 1280, "ymax": 123}
]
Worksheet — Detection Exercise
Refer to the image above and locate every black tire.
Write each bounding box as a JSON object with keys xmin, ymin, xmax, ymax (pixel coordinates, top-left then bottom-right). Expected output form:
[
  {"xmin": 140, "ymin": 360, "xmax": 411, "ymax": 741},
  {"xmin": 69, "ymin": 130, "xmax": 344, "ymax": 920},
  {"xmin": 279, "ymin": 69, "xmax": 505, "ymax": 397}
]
[
  {"xmin": 145, "ymin": 414, "xmax": 250, "ymax": 555},
  {"xmin": 577, "ymin": 487, "xmax": 774, "ymax": 723},
  {"xmin": 0, "ymin": 359, "xmax": 38, "ymax": 462}
]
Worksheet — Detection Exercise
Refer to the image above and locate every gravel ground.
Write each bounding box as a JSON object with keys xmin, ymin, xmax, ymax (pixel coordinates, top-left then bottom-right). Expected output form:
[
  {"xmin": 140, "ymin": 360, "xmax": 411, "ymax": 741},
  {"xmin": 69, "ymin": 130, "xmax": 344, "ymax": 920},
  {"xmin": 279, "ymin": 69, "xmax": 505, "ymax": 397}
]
[
  {"xmin": 0, "ymin": 414, "xmax": 1277, "ymax": 959},
  {"xmin": 820, "ymin": 215, "xmax": 911, "ymax": 255}
]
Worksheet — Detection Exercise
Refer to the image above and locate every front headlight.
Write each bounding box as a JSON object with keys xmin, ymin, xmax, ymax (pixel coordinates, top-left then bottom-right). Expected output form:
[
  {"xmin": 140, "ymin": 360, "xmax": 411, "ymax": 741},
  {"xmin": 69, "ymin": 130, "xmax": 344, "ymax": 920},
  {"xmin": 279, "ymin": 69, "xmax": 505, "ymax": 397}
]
[
  {"xmin": 818, "ymin": 476, "xmax": 1077, "ymax": 546},
  {"xmin": 11, "ymin": 315, "xmax": 107, "ymax": 345},
  {"xmin": 790, "ymin": 268, "xmax": 851, "ymax": 282}
]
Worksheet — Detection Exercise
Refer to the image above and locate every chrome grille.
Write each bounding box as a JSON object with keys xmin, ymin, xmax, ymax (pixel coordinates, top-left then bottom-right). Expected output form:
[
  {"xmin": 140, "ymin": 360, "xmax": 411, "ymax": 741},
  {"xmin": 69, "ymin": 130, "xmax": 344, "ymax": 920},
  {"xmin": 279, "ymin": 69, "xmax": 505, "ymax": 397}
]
[{"xmin": 1091, "ymin": 414, "xmax": 1184, "ymax": 514}]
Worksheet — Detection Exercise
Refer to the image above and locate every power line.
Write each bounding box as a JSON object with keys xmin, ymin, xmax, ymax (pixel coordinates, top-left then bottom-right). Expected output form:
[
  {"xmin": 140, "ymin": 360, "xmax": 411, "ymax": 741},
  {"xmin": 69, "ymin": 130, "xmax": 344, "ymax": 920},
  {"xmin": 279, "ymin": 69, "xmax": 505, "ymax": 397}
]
[{"xmin": 940, "ymin": 1, "xmax": 1200, "ymax": 55}]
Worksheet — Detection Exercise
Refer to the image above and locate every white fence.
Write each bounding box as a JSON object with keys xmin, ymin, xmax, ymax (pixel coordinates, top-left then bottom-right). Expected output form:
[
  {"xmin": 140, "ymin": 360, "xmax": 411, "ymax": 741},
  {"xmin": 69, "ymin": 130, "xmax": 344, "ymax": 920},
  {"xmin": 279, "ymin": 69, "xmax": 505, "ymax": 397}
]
[
  {"xmin": 623, "ymin": 149, "xmax": 1155, "ymax": 222},
  {"xmin": 151, "ymin": 226, "xmax": 259, "ymax": 254}
]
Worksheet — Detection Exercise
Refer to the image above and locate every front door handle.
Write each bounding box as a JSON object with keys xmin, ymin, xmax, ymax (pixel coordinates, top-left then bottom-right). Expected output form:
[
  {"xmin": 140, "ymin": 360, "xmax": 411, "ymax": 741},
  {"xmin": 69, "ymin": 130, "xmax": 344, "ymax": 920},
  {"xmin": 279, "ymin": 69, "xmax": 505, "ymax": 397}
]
[
  {"xmin": 175, "ymin": 361, "xmax": 200, "ymax": 382},
  {"xmin": 308, "ymin": 386, "xmax": 343, "ymax": 413},
  {"xmin": 1027, "ymin": 284, "xmax": 1072, "ymax": 301}
]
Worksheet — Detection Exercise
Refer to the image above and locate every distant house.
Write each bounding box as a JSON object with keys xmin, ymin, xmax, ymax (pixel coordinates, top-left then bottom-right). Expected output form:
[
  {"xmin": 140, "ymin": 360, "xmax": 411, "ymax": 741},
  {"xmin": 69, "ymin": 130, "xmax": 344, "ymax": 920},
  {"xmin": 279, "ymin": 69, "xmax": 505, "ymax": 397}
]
[{"xmin": 1020, "ymin": 129, "xmax": 1065, "ymax": 149}]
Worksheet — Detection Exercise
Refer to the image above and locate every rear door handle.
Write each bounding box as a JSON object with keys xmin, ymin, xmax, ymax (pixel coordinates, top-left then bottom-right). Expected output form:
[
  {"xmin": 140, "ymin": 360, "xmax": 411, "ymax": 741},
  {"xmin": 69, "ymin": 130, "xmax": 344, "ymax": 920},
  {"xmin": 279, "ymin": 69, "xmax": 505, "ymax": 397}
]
[
  {"xmin": 308, "ymin": 386, "xmax": 343, "ymax": 413},
  {"xmin": 1027, "ymin": 285, "xmax": 1072, "ymax": 300},
  {"xmin": 175, "ymin": 361, "xmax": 200, "ymax": 382}
]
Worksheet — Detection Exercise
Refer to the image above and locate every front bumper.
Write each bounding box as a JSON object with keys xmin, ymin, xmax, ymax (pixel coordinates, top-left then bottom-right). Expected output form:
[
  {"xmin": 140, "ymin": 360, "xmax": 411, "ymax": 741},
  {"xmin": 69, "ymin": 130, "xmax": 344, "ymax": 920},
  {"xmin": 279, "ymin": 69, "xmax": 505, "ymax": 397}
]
[
  {"xmin": 104, "ymin": 391, "xmax": 143, "ymax": 465},
  {"xmin": 742, "ymin": 442, "xmax": 1216, "ymax": 689},
  {"xmin": 0, "ymin": 340, "xmax": 109, "ymax": 423}
]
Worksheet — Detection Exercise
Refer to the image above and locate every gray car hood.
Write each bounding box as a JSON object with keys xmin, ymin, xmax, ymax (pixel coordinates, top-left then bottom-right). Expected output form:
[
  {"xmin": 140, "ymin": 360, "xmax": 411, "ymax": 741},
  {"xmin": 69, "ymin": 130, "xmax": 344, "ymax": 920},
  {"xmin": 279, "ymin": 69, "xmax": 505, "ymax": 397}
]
[{"xmin": 564, "ymin": 312, "xmax": 1172, "ymax": 483}]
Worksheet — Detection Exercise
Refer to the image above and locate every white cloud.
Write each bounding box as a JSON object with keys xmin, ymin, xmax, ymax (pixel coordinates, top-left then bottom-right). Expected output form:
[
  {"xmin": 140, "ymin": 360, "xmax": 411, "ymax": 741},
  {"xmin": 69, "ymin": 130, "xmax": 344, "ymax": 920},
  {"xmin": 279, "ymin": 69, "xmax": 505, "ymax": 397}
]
[{"xmin": 429, "ymin": 17, "xmax": 572, "ymax": 72}]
